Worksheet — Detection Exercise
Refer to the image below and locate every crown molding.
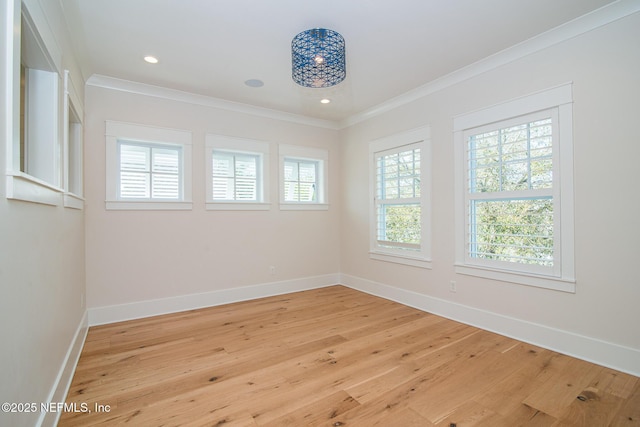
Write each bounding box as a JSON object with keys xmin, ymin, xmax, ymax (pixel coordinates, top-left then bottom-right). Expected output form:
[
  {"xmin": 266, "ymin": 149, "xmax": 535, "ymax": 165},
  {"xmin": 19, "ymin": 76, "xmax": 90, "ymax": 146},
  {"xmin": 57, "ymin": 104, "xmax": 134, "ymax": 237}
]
[
  {"xmin": 339, "ymin": 0, "xmax": 640, "ymax": 129},
  {"xmin": 86, "ymin": 74, "xmax": 341, "ymax": 130},
  {"xmin": 85, "ymin": 1, "xmax": 639, "ymax": 132}
]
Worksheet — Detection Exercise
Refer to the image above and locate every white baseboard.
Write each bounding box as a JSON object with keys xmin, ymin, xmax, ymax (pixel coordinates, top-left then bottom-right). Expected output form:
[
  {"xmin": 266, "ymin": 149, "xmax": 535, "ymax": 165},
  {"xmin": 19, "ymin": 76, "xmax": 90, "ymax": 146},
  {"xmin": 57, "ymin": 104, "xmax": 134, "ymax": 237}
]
[
  {"xmin": 88, "ymin": 274, "xmax": 340, "ymax": 326},
  {"xmin": 38, "ymin": 310, "xmax": 89, "ymax": 427},
  {"xmin": 85, "ymin": 272, "xmax": 639, "ymax": 377},
  {"xmin": 340, "ymin": 273, "xmax": 640, "ymax": 377}
]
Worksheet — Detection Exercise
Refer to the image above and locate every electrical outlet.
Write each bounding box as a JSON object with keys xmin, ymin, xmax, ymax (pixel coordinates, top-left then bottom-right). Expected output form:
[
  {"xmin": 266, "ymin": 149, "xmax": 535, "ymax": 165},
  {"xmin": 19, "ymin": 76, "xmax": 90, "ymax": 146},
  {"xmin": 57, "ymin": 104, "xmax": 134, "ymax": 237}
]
[
  {"xmin": 269, "ymin": 266, "xmax": 276, "ymax": 275},
  {"xmin": 449, "ymin": 280, "xmax": 457, "ymax": 293}
]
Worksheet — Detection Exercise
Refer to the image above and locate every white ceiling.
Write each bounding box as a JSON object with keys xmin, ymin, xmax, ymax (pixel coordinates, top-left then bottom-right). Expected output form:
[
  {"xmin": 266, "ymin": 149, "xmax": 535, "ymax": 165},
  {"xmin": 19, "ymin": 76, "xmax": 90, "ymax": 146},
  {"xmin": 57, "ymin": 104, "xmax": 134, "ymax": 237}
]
[{"xmin": 61, "ymin": 0, "xmax": 616, "ymax": 123}]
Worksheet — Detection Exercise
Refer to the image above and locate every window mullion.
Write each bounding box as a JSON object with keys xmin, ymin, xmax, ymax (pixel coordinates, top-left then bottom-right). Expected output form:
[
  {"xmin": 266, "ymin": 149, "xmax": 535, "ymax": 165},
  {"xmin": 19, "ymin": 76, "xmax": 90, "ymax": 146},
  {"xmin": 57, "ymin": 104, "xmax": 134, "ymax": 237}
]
[
  {"xmin": 232, "ymin": 154, "xmax": 238, "ymax": 200},
  {"xmin": 149, "ymin": 146, "xmax": 155, "ymax": 198},
  {"xmin": 378, "ymin": 156, "xmax": 385, "ymax": 200},
  {"xmin": 498, "ymin": 127, "xmax": 504, "ymax": 192},
  {"xmin": 468, "ymin": 188, "xmax": 552, "ymax": 201},
  {"xmin": 412, "ymin": 149, "xmax": 417, "ymax": 198},
  {"xmin": 396, "ymin": 153, "xmax": 401, "ymax": 199},
  {"xmin": 527, "ymin": 122, "xmax": 532, "ymax": 190}
]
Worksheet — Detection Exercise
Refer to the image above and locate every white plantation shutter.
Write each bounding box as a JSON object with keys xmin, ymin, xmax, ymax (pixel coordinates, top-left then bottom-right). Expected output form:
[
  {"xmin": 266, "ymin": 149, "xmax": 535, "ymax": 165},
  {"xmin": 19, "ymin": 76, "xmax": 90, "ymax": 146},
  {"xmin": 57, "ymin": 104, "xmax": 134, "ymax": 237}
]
[
  {"xmin": 211, "ymin": 151, "xmax": 259, "ymax": 201},
  {"xmin": 465, "ymin": 110, "xmax": 556, "ymax": 273},
  {"xmin": 212, "ymin": 152, "xmax": 234, "ymax": 200},
  {"xmin": 375, "ymin": 144, "xmax": 421, "ymax": 250},
  {"xmin": 284, "ymin": 159, "xmax": 318, "ymax": 202},
  {"xmin": 234, "ymin": 155, "xmax": 258, "ymax": 200},
  {"xmin": 118, "ymin": 141, "xmax": 182, "ymax": 200},
  {"xmin": 120, "ymin": 144, "xmax": 150, "ymax": 198},
  {"xmin": 152, "ymin": 147, "xmax": 180, "ymax": 199}
]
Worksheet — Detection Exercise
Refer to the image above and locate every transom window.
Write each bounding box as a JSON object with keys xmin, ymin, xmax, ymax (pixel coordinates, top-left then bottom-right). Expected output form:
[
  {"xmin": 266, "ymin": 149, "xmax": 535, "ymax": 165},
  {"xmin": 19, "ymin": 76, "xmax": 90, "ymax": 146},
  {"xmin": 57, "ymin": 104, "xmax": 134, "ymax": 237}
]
[
  {"xmin": 278, "ymin": 145, "xmax": 328, "ymax": 210},
  {"xmin": 212, "ymin": 151, "xmax": 260, "ymax": 201},
  {"xmin": 105, "ymin": 121, "xmax": 193, "ymax": 210},
  {"xmin": 118, "ymin": 141, "xmax": 182, "ymax": 200},
  {"xmin": 283, "ymin": 159, "xmax": 319, "ymax": 202},
  {"xmin": 205, "ymin": 135, "xmax": 270, "ymax": 210}
]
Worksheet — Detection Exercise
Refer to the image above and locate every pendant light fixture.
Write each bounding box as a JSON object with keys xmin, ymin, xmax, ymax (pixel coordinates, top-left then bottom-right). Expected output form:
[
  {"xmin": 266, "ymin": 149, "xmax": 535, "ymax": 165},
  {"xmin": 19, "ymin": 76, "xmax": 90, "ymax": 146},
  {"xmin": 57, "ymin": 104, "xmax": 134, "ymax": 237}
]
[{"xmin": 291, "ymin": 28, "xmax": 346, "ymax": 88}]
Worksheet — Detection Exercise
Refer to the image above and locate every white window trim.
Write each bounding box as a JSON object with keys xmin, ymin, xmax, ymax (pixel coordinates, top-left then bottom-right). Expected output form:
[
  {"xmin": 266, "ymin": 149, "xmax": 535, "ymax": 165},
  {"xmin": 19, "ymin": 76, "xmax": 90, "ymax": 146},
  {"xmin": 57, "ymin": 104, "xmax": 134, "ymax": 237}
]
[
  {"xmin": 4, "ymin": 0, "xmax": 64, "ymax": 206},
  {"xmin": 369, "ymin": 126, "xmax": 432, "ymax": 269},
  {"xmin": 105, "ymin": 121, "xmax": 192, "ymax": 210},
  {"xmin": 5, "ymin": 170, "xmax": 62, "ymax": 206},
  {"xmin": 279, "ymin": 144, "xmax": 329, "ymax": 211},
  {"xmin": 453, "ymin": 83, "xmax": 575, "ymax": 292},
  {"xmin": 62, "ymin": 70, "xmax": 84, "ymax": 209},
  {"xmin": 205, "ymin": 134, "xmax": 271, "ymax": 211}
]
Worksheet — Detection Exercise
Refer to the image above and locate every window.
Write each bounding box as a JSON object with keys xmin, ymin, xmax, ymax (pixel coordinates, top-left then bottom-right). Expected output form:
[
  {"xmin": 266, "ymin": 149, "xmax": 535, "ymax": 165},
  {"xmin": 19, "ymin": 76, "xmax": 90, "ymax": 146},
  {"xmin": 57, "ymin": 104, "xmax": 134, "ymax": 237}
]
[
  {"xmin": 118, "ymin": 142, "xmax": 181, "ymax": 200},
  {"xmin": 63, "ymin": 70, "xmax": 84, "ymax": 209},
  {"xmin": 19, "ymin": 8, "xmax": 59, "ymax": 185},
  {"xmin": 213, "ymin": 152, "xmax": 259, "ymax": 200},
  {"xmin": 6, "ymin": 2, "xmax": 64, "ymax": 205},
  {"xmin": 279, "ymin": 145, "xmax": 328, "ymax": 210},
  {"xmin": 453, "ymin": 84, "xmax": 575, "ymax": 292},
  {"xmin": 206, "ymin": 135, "xmax": 270, "ymax": 210},
  {"xmin": 369, "ymin": 126, "xmax": 431, "ymax": 268},
  {"xmin": 283, "ymin": 159, "xmax": 319, "ymax": 202},
  {"xmin": 467, "ymin": 113, "xmax": 554, "ymax": 270},
  {"xmin": 105, "ymin": 121, "xmax": 192, "ymax": 210}
]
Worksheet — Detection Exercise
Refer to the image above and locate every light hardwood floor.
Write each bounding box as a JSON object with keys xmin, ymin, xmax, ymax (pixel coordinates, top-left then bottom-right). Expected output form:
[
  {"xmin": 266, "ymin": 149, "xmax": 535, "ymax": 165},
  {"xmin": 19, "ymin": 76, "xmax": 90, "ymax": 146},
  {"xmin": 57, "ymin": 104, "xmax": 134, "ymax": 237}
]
[{"xmin": 60, "ymin": 286, "xmax": 639, "ymax": 426}]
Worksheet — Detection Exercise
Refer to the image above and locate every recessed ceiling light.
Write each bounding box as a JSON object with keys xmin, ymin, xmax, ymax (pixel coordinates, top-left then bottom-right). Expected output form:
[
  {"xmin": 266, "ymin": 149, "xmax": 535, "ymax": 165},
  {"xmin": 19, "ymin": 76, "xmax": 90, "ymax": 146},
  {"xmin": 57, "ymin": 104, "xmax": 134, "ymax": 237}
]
[
  {"xmin": 245, "ymin": 79, "xmax": 264, "ymax": 88},
  {"xmin": 144, "ymin": 56, "xmax": 159, "ymax": 64},
  {"xmin": 320, "ymin": 98, "xmax": 331, "ymax": 104}
]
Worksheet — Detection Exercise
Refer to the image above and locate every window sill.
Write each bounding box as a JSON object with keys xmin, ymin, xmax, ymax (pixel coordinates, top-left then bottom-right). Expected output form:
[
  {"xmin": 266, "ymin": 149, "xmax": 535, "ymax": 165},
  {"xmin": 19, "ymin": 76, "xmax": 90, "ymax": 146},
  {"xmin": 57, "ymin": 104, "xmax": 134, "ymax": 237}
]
[
  {"xmin": 64, "ymin": 192, "xmax": 84, "ymax": 210},
  {"xmin": 6, "ymin": 172, "xmax": 62, "ymax": 206},
  {"xmin": 454, "ymin": 264, "xmax": 576, "ymax": 293},
  {"xmin": 206, "ymin": 202, "xmax": 271, "ymax": 211},
  {"xmin": 280, "ymin": 203, "xmax": 329, "ymax": 211},
  {"xmin": 369, "ymin": 251, "xmax": 432, "ymax": 269},
  {"xmin": 105, "ymin": 200, "xmax": 193, "ymax": 211}
]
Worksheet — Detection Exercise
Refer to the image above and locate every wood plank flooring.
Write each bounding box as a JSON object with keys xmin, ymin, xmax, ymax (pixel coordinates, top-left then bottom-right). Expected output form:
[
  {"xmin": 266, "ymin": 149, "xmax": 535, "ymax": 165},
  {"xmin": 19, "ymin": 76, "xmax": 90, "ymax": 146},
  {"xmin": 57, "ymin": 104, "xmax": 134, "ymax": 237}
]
[{"xmin": 60, "ymin": 286, "xmax": 640, "ymax": 426}]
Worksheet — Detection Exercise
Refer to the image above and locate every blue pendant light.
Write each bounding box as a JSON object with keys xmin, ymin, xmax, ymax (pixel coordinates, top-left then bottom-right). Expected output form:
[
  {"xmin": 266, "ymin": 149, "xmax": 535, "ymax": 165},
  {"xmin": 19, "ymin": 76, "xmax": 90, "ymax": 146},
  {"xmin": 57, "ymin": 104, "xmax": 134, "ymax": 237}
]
[{"xmin": 291, "ymin": 28, "xmax": 346, "ymax": 88}]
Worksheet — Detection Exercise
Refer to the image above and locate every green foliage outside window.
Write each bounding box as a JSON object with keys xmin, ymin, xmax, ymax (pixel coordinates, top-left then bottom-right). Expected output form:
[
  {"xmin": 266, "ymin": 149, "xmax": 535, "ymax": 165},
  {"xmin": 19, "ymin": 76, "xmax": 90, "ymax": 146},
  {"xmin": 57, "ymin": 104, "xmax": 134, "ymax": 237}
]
[
  {"xmin": 471, "ymin": 199, "xmax": 553, "ymax": 265},
  {"xmin": 468, "ymin": 118, "xmax": 554, "ymax": 266},
  {"xmin": 377, "ymin": 148, "xmax": 421, "ymax": 248},
  {"xmin": 378, "ymin": 204, "xmax": 421, "ymax": 245}
]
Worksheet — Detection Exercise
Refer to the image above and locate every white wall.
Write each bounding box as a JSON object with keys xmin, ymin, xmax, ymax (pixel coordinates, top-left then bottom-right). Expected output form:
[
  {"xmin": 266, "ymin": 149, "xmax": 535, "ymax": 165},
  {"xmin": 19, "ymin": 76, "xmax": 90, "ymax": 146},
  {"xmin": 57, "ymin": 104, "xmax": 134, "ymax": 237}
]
[
  {"xmin": 339, "ymin": 11, "xmax": 640, "ymax": 372},
  {"xmin": 3, "ymin": 7, "xmax": 638, "ymax": 426},
  {"xmin": 84, "ymin": 85, "xmax": 341, "ymax": 317},
  {"xmin": 0, "ymin": 1, "xmax": 86, "ymax": 426}
]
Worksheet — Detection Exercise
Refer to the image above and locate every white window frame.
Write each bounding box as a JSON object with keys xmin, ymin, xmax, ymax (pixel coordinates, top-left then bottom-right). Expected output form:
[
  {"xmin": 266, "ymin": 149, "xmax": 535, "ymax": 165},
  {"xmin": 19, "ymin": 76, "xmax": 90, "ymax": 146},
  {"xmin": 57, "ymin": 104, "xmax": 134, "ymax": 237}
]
[
  {"xmin": 369, "ymin": 126, "xmax": 432, "ymax": 269},
  {"xmin": 62, "ymin": 70, "xmax": 84, "ymax": 209},
  {"xmin": 105, "ymin": 121, "xmax": 192, "ymax": 210},
  {"xmin": 5, "ymin": 0, "xmax": 64, "ymax": 206},
  {"xmin": 279, "ymin": 144, "xmax": 328, "ymax": 211},
  {"xmin": 453, "ymin": 83, "xmax": 575, "ymax": 292},
  {"xmin": 205, "ymin": 134, "xmax": 270, "ymax": 211}
]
